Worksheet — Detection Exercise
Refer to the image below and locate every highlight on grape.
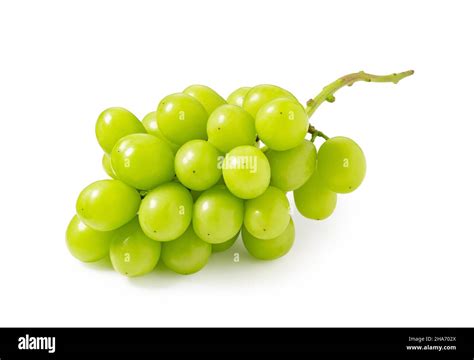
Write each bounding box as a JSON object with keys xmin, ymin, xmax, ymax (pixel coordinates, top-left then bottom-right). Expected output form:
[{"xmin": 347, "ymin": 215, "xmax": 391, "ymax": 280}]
[{"xmin": 66, "ymin": 70, "xmax": 414, "ymax": 277}]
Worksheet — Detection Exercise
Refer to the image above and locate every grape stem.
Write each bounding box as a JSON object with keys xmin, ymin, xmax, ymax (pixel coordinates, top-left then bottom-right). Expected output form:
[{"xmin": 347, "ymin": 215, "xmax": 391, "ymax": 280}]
[
  {"xmin": 308, "ymin": 125, "xmax": 329, "ymax": 142},
  {"xmin": 305, "ymin": 70, "xmax": 415, "ymax": 119}
]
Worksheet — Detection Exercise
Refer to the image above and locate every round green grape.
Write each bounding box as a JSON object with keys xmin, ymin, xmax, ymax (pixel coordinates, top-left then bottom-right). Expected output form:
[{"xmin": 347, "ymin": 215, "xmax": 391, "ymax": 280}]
[
  {"xmin": 139, "ymin": 182, "xmax": 193, "ymax": 242},
  {"xmin": 294, "ymin": 166, "xmax": 337, "ymax": 220},
  {"xmin": 244, "ymin": 186, "xmax": 290, "ymax": 239},
  {"xmin": 183, "ymin": 84, "xmax": 226, "ymax": 115},
  {"xmin": 212, "ymin": 232, "xmax": 239, "ymax": 253},
  {"xmin": 193, "ymin": 185, "xmax": 244, "ymax": 244},
  {"xmin": 242, "ymin": 218, "xmax": 295, "ymax": 260},
  {"xmin": 110, "ymin": 223, "xmax": 161, "ymax": 277},
  {"xmin": 207, "ymin": 104, "xmax": 256, "ymax": 153},
  {"xmin": 102, "ymin": 153, "xmax": 117, "ymax": 179},
  {"xmin": 142, "ymin": 111, "xmax": 180, "ymax": 153},
  {"xmin": 161, "ymin": 225, "xmax": 212, "ymax": 275},
  {"xmin": 317, "ymin": 137, "xmax": 366, "ymax": 193},
  {"xmin": 222, "ymin": 146, "xmax": 270, "ymax": 199},
  {"xmin": 66, "ymin": 215, "xmax": 114, "ymax": 262},
  {"xmin": 111, "ymin": 133, "xmax": 175, "ymax": 190},
  {"xmin": 227, "ymin": 87, "xmax": 251, "ymax": 107},
  {"xmin": 76, "ymin": 179, "xmax": 141, "ymax": 231},
  {"xmin": 175, "ymin": 140, "xmax": 222, "ymax": 191},
  {"xmin": 266, "ymin": 140, "xmax": 317, "ymax": 191},
  {"xmin": 95, "ymin": 107, "xmax": 146, "ymax": 154},
  {"xmin": 256, "ymin": 98, "xmax": 308, "ymax": 151},
  {"xmin": 156, "ymin": 93, "xmax": 208, "ymax": 146},
  {"xmin": 242, "ymin": 84, "xmax": 298, "ymax": 118}
]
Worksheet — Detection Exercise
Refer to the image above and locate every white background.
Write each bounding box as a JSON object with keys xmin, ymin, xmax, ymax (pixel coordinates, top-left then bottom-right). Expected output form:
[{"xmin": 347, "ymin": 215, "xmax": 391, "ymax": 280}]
[{"xmin": 0, "ymin": 0, "xmax": 473, "ymax": 327}]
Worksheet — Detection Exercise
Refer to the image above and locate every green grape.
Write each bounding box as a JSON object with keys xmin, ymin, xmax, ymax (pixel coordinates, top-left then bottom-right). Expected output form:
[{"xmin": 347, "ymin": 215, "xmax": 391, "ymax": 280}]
[
  {"xmin": 222, "ymin": 145, "xmax": 270, "ymax": 199},
  {"xmin": 95, "ymin": 107, "xmax": 146, "ymax": 154},
  {"xmin": 102, "ymin": 153, "xmax": 117, "ymax": 179},
  {"xmin": 212, "ymin": 232, "xmax": 239, "ymax": 253},
  {"xmin": 244, "ymin": 186, "xmax": 290, "ymax": 239},
  {"xmin": 109, "ymin": 222, "xmax": 161, "ymax": 277},
  {"xmin": 111, "ymin": 133, "xmax": 175, "ymax": 190},
  {"xmin": 266, "ymin": 140, "xmax": 317, "ymax": 191},
  {"xmin": 193, "ymin": 185, "xmax": 244, "ymax": 244},
  {"xmin": 317, "ymin": 137, "xmax": 366, "ymax": 193},
  {"xmin": 175, "ymin": 140, "xmax": 222, "ymax": 191},
  {"xmin": 139, "ymin": 182, "xmax": 193, "ymax": 242},
  {"xmin": 242, "ymin": 84, "xmax": 298, "ymax": 118},
  {"xmin": 227, "ymin": 87, "xmax": 251, "ymax": 107},
  {"xmin": 142, "ymin": 111, "xmax": 180, "ymax": 153},
  {"xmin": 161, "ymin": 225, "xmax": 212, "ymax": 275},
  {"xmin": 66, "ymin": 215, "xmax": 114, "ymax": 262},
  {"xmin": 207, "ymin": 104, "xmax": 256, "ymax": 153},
  {"xmin": 156, "ymin": 93, "xmax": 208, "ymax": 146},
  {"xmin": 256, "ymin": 98, "xmax": 308, "ymax": 151},
  {"xmin": 294, "ymin": 166, "xmax": 337, "ymax": 220},
  {"xmin": 242, "ymin": 218, "xmax": 295, "ymax": 260},
  {"xmin": 183, "ymin": 84, "xmax": 226, "ymax": 115},
  {"xmin": 76, "ymin": 179, "xmax": 141, "ymax": 231}
]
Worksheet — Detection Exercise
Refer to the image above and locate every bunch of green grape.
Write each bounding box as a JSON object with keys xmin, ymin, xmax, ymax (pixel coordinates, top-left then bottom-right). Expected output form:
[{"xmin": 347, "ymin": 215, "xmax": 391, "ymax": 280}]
[{"xmin": 66, "ymin": 71, "xmax": 413, "ymax": 277}]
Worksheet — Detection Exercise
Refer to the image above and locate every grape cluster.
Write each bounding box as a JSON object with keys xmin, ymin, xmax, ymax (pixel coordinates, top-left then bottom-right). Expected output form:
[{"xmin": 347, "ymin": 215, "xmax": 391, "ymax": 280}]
[{"xmin": 67, "ymin": 71, "xmax": 413, "ymax": 277}]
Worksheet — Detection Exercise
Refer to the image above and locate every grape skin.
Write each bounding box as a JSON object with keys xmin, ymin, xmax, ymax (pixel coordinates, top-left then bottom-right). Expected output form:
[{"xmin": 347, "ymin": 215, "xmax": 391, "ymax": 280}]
[
  {"xmin": 76, "ymin": 179, "xmax": 141, "ymax": 232},
  {"xmin": 66, "ymin": 215, "xmax": 114, "ymax": 262},
  {"xmin": 317, "ymin": 136, "xmax": 366, "ymax": 193},
  {"xmin": 156, "ymin": 93, "xmax": 208, "ymax": 146},
  {"xmin": 139, "ymin": 182, "xmax": 193, "ymax": 242},
  {"xmin": 226, "ymin": 87, "xmax": 251, "ymax": 107},
  {"xmin": 222, "ymin": 145, "xmax": 271, "ymax": 199},
  {"xmin": 242, "ymin": 84, "xmax": 298, "ymax": 118},
  {"xmin": 244, "ymin": 186, "xmax": 290, "ymax": 240},
  {"xmin": 294, "ymin": 166, "xmax": 337, "ymax": 220},
  {"xmin": 110, "ymin": 220, "xmax": 161, "ymax": 277},
  {"xmin": 192, "ymin": 185, "xmax": 244, "ymax": 244},
  {"xmin": 212, "ymin": 232, "xmax": 239, "ymax": 253},
  {"xmin": 266, "ymin": 140, "xmax": 317, "ymax": 192},
  {"xmin": 142, "ymin": 111, "xmax": 180, "ymax": 154},
  {"xmin": 183, "ymin": 84, "xmax": 227, "ymax": 115},
  {"xmin": 95, "ymin": 107, "xmax": 146, "ymax": 154},
  {"xmin": 161, "ymin": 225, "xmax": 212, "ymax": 275},
  {"xmin": 102, "ymin": 153, "xmax": 117, "ymax": 179},
  {"xmin": 111, "ymin": 133, "xmax": 175, "ymax": 190},
  {"xmin": 242, "ymin": 218, "xmax": 295, "ymax": 261},
  {"xmin": 256, "ymin": 98, "xmax": 308, "ymax": 151},
  {"xmin": 207, "ymin": 104, "xmax": 256, "ymax": 153},
  {"xmin": 175, "ymin": 140, "xmax": 222, "ymax": 191}
]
